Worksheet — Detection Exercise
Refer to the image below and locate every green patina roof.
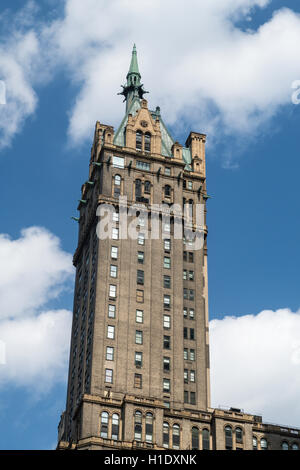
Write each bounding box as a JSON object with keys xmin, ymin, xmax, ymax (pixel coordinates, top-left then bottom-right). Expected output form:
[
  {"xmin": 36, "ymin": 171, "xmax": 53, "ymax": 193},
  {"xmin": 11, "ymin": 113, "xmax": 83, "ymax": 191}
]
[{"xmin": 127, "ymin": 44, "xmax": 140, "ymax": 78}]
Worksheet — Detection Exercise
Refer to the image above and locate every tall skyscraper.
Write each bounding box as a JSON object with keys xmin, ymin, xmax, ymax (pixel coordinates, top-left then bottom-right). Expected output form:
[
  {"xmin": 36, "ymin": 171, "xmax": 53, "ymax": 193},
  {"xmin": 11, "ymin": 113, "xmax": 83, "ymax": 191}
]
[{"xmin": 57, "ymin": 46, "xmax": 300, "ymax": 451}]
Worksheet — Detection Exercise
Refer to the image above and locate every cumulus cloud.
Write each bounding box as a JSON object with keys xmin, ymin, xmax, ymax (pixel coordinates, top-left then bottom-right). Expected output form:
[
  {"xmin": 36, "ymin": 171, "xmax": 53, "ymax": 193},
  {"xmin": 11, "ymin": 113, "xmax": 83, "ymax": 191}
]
[
  {"xmin": 2, "ymin": 0, "xmax": 300, "ymax": 158},
  {"xmin": 210, "ymin": 308, "xmax": 300, "ymax": 427},
  {"xmin": 0, "ymin": 227, "xmax": 73, "ymax": 391}
]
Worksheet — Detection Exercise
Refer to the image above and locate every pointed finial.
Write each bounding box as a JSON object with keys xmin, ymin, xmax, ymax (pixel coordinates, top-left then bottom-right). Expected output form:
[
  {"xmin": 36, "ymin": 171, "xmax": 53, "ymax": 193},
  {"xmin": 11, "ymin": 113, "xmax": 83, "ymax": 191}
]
[{"xmin": 128, "ymin": 43, "xmax": 140, "ymax": 77}]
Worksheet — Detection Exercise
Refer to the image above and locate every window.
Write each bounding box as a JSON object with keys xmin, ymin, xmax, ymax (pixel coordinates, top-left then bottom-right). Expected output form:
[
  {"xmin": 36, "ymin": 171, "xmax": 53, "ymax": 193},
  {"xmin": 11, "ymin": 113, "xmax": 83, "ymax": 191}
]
[
  {"xmin": 183, "ymin": 288, "xmax": 188, "ymax": 300},
  {"xmin": 163, "ymin": 357, "xmax": 170, "ymax": 372},
  {"xmin": 183, "ymin": 180, "xmax": 187, "ymax": 189},
  {"xmin": 184, "ymin": 348, "xmax": 188, "ymax": 360},
  {"xmin": 192, "ymin": 427, "xmax": 199, "ymax": 450},
  {"xmin": 190, "ymin": 392, "xmax": 196, "ymax": 405},
  {"xmin": 134, "ymin": 373, "xmax": 142, "ymax": 389},
  {"xmin": 109, "ymin": 284, "xmax": 116, "ymax": 298},
  {"xmin": 111, "ymin": 246, "xmax": 118, "ymax": 259},
  {"xmin": 225, "ymin": 426, "xmax": 233, "ymax": 450},
  {"xmin": 164, "ymin": 257, "xmax": 171, "ymax": 269},
  {"xmin": 184, "ymin": 391, "xmax": 189, "ymax": 403},
  {"xmin": 163, "ymin": 222, "xmax": 171, "ymax": 233},
  {"xmin": 112, "ymin": 156, "xmax": 125, "ymax": 168},
  {"xmin": 134, "ymin": 411, "xmax": 142, "ymax": 441},
  {"xmin": 145, "ymin": 413, "xmax": 153, "ymax": 442},
  {"xmin": 183, "ymin": 269, "xmax": 187, "ymax": 280},
  {"xmin": 172, "ymin": 424, "xmax": 180, "ymax": 449},
  {"xmin": 136, "ymin": 131, "xmax": 142, "ymax": 151},
  {"xmin": 136, "ymin": 309, "xmax": 144, "ymax": 324},
  {"xmin": 110, "ymin": 265, "xmax": 117, "ymax": 278},
  {"xmin": 164, "ymin": 295, "xmax": 171, "ymax": 309},
  {"xmin": 253, "ymin": 437, "xmax": 258, "ymax": 450},
  {"xmin": 236, "ymin": 427, "xmax": 243, "ymax": 444},
  {"xmin": 189, "ymin": 271, "xmax": 194, "ymax": 281},
  {"xmin": 100, "ymin": 412, "xmax": 109, "ymax": 438},
  {"xmin": 112, "ymin": 211, "xmax": 119, "ymax": 222},
  {"xmin": 202, "ymin": 429, "xmax": 210, "ymax": 450},
  {"xmin": 187, "ymin": 181, "xmax": 193, "ymax": 190},
  {"xmin": 107, "ymin": 325, "xmax": 115, "ymax": 339},
  {"xmin": 183, "ymin": 251, "xmax": 187, "ymax": 262},
  {"xmin": 136, "ymin": 289, "xmax": 144, "ymax": 303},
  {"xmin": 183, "ymin": 327, "xmax": 188, "ymax": 339},
  {"xmin": 183, "ymin": 307, "xmax": 188, "ymax": 318},
  {"xmin": 137, "ymin": 270, "xmax": 144, "ymax": 285},
  {"xmin": 164, "ymin": 185, "xmax": 171, "ymax": 198},
  {"xmin": 164, "ymin": 275, "xmax": 171, "ymax": 289},
  {"xmin": 164, "ymin": 239, "xmax": 171, "ymax": 251},
  {"xmin": 106, "ymin": 346, "xmax": 114, "ymax": 361},
  {"xmin": 292, "ymin": 443, "xmax": 299, "ymax": 450},
  {"xmin": 137, "ymin": 251, "xmax": 144, "ymax": 264},
  {"xmin": 135, "ymin": 179, "xmax": 142, "ymax": 199},
  {"xmin": 164, "ymin": 336, "xmax": 171, "ymax": 349},
  {"xmin": 163, "ymin": 422, "xmax": 170, "ymax": 448},
  {"xmin": 189, "ymin": 290, "xmax": 195, "ymax": 301},
  {"xmin": 144, "ymin": 133, "xmax": 151, "ymax": 152},
  {"xmin": 138, "ymin": 233, "xmax": 145, "ymax": 245},
  {"xmin": 189, "ymin": 308, "xmax": 195, "ymax": 320},
  {"xmin": 184, "ymin": 369, "xmax": 188, "ymax": 383},
  {"xmin": 105, "ymin": 369, "xmax": 113, "ymax": 383},
  {"xmin": 282, "ymin": 441, "xmax": 289, "ymax": 450},
  {"xmin": 190, "ymin": 349, "xmax": 195, "ymax": 361},
  {"xmin": 112, "ymin": 228, "xmax": 119, "ymax": 240},
  {"xmin": 144, "ymin": 180, "xmax": 151, "ymax": 194},
  {"xmin": 190, "ymin": 370, "xmax": 195, "ymax": 382},
  {"xmin": 136, "ymin": 160, "xmax": 151, "ymax": 171},
  {"xmin": 163, "ymin": 378, "xmax": 170, "ymax": 392},
  {"xmin": 108, "ymin": 304, "xmax": 116, "ymax": 318},
  {"xmin": 189, "ymin": 252, "xmax": 194, "ymax": 263},
  {"xmin": 165, "ymin": 167, "xmax": 171, "ymax": 176},
  {"xmin": 190, "ymin": 328, "xmax": 195, "ymax": 340},
  {"xmin": 135, "ymin": 330, "xmax": 143, "ymax": 345},
  {"xmin": 163, "ymin": 315, "xmax": 171, "ymax": 329},
  {"xmin": 135, "ymin": 352, "xmax": 143, "ymax": 368},
  {"xmin": 260, "ymin": 438, "xmax": 268, "ymax": 450},
  {"xmin": 111, "ymin": 414, "xmax": 119, "ymax": 441},
  {"xmin": 114, "ymin": 174, "xmax": 121, "ymax": 197}
]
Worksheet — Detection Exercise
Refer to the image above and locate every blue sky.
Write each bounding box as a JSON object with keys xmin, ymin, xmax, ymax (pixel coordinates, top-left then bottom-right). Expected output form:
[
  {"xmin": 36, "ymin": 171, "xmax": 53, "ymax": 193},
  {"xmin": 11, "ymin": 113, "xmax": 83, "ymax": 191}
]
[{"xmin": 0, "ymin": 0, "xmax": 300, "ymax": 449}]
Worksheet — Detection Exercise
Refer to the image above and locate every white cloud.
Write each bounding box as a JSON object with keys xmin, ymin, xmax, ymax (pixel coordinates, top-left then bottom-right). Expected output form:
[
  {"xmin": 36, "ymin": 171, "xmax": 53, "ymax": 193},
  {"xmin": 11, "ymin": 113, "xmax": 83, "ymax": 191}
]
[
  {"xmin": 210, "ymin": 308, "xmax": 300, "ymax": 427},
  {"xmin": 0, "ymin": 227, "xmax": 73, "ymax": 321},
  {"xmin": 0, "ymin": 226, "xmax": 73, "ymax": 392}
]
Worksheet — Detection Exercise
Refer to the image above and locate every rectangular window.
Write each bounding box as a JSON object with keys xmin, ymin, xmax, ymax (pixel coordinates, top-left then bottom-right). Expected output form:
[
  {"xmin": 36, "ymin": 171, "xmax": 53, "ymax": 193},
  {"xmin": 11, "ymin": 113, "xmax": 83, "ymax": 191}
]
[
  {"xmin": 190, "ymin": 370, "xmax": 195, "ymax": 382},
  {"xmin": 164, "ymin": 336, "xmax": 171, "ymax": 349},
  {"xmin": 163, "ymin": 223, "xmax": 171, "ymax": 233},
  {"xmin": 163, "ymin": 378, "xmax": 170, "ymax": 392},
  {"xmin": 112, "ymin": 212, "xmax": 119, "ymax": 223},
  {"xmin": 164, "ymin": 257, "xmax": 171, "ymax": 269},
  {"xmin": 137, "ymin": 251, "xmax": 144, "ymax": 264},
  {"xmin": 135, "ymin": 330, "xmax": 143, "ymax": 345},
  {"xmin": 136, "ymin": 161, "xmax": 150, "ymax": 171},
  {"xmin": 108, "ymin": 304, "xmax": 116, "ymax": 318},
  {"xmin": 183, "ymin": 251, "xmax": 187, "ymax": 262},
  {"xmin": 164, "ymin": 295, "xmax": 171, "ymax": 309},
  {"xmin": 164, "ymin": 275, "xmax": 171, "ymax": 289},
  {"xmin": 135, "ymin": 352, "xmax": 143, "ymax": 368},
  {"xmin": 189, "ymin": 252, "xmax": 194, "ymax": 263},
  {"xmin": 190, "ymin": 349, "xmax": 195, "ymax": 361},
  {"xmin": 183, "ymin": 327, "xmax": 188, "ymax": 339},
  {"xmin": 136, "ymin": 289, "xmax": 144, "ymax": 303},
  {"xmin": 184, "ymin": 348, "xmax": 188, "ymax": 360},
  {"xmin": 189, "ymin": 271, "xmax": 194, "ymax": 281},
  {"xmin": 189, "ymin": 308, "xmax": 195, "ymax": 320},
  {"xmin": 183, "ymin": 307, "xmax": 188, "ymax": 318},
  {"xmin": 183, "ymin": 288, "xmax": 188, "ymax": 300},
  {"xmin": 111, "ymin": 246, "xmax": 118, "ymax": 259},
  {"xmin": 164, "ymin": 239, "xmax": 171, "ymax": 251},
  {"xmin": 165, "ymin": 167, "xmax": 171, "ymax": 176},
  {"xmin": 188, "ymin": 181, "xmax": 193, "ymax": 190},
  {"xmin": 134, "ymin": 373, "xmax": 142, "ymax": 388},
  {"xmin": 190, "ymin": 328, "xmax": 195, "ymax": 340},
  {"xmin": 189, "ymin": 289, "xmax": 195, "ymax": 301},
  {"xmin": 109, "ymin": 284, "xmax": 116, "ymax": 298},
  {"xmin": 106, "ymin": 346, "xmax": 114, "ymax": 361},
  {"xmin": 184, "ymin": 391, "xmax": 189, "ymax": 403},
  {"xmin": 112, "ymin": 156, "xmax": 124, "ymax": 168},
  {"xmin": 184, "ymin": 369, "xmax": 188, "ymax": 383},
  {"xmin": 107, "ymin": 325, "xmax": 115, "ymax": 339},
  {"xmin": 163, "ymin": 357, "xmax": 170, "ymax": 372},
  {"xmin": 137, "ymin": 270, "xmax": 144, "ymax": 285},
  {"xmin": 138, "ymin": 233, "xmax": 145, "ymax": 245},
  {"xmin": 183, "ymin": 270, "xmax": 187, "ymax": 280},
  {"xmin": 163, "ymin": 315, "xmax": 171, "ymax": 329},
  {"xmin": 136, "ymin": 309, "xmax": 144, "ymax": 324},
  {"xmin": 190, "ymin": 392, "xmax": 196, "ymax": 405},
  {"xmin": 112, "ymin": 228, "xmax": 119, "ymax": 240},
  {"xmin": 110, "ymin": 265, "xmax": 117, "ymax": 278},
  {"xmin": 105, "ymin": 369, "xmax": 113, "ymax": 383}
]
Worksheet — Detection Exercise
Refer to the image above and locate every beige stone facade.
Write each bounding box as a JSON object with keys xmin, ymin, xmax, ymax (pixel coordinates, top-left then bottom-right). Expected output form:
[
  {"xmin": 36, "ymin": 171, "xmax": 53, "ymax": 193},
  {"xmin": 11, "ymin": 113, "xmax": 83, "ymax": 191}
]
[{"xmin": 57, "ymin": 50, "xmax": 300, "ymax": 452}]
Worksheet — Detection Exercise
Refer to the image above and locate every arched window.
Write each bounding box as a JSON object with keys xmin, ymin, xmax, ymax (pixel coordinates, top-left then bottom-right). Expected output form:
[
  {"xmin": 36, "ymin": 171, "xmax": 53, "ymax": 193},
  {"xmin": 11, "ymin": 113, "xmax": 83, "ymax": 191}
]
[
  {"xmin": 136, "ymin": 131, "xmax": 143, "ymax": 151},
  {"xmin": 144, "ymin": 181, "xmax": 151, "ymax": 194},
  {"xmin": 163, "ymin": 422, "xmax": 170, "ymax": 448},
  {"xmin": 111, "ymin": 414, "xmax": 119, "ymax": 441},
  {"xmin": 145, "ymin": 412, "xmax": 153, "ymax": 443},
  {"xmin": 225, "ymin": 426, "xmax": 232, "ymax": 450},
  {"xmin": 282, "ymin": 441, "xmax": 289, "ymax": 450},
  {"xmin": 135, "ymin": 179, "xmax": 142, "ymax": 200},
  {"xmin": 165, "ymin": 185, "xmax": 171, "ymax": 198},
  {"xmin": 236, "ymin": 427, "xmax": 243, "ymax": 444},
  {"xmin": 134, "ymin": 411, "xmax": 142, "ymax": 441},
  {"xmin": 114, "ymin": 174, "xmax": 121, "ymax": 197},
  {"xmin": 292, "ymin": 443, "xmax": 299, "ymax": 450},
  {"xmin": 191, "ymin": 427, "xmax": 199, "ymax": 450},
  {"xmin": 253, "ymin": 436, "xmax": 258, "ymax": 450},
  {"xmin": 172, "ymin": 424, "xmax": 180, "ymax": 449},
  {"xmin": 114, "ymin": 174, "xmax": 121, "ymax": 186},
  {"xmin": 202, "ymin": 428, "xmax": 210, "ymax": 450},
  {"xmin": 260, "ymin": 438, "xmax": 268, "ymax": 450},
  {"xmin": 145, "ymin": 132, "xmax": 151, "ymax": 152},
  {"xmin": 100, "ymin": 411, "xmax": 109, "ymax": 438}
]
